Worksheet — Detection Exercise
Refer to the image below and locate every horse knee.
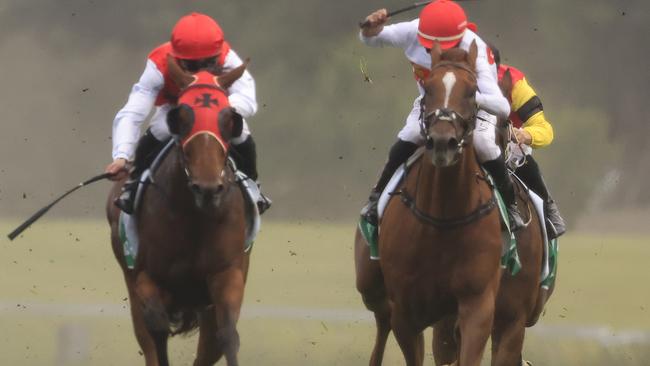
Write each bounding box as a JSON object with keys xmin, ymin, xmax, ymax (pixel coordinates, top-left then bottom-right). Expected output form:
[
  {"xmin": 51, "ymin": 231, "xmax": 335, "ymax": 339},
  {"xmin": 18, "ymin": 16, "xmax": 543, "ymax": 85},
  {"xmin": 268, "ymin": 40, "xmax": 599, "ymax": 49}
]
[
  {"xmin": 135, "ymin": 272, "xmax": 169, "ymax": 333},
  {"xmin": 142, "ymin": 299, "xmax": 169, "ymax": 334}
]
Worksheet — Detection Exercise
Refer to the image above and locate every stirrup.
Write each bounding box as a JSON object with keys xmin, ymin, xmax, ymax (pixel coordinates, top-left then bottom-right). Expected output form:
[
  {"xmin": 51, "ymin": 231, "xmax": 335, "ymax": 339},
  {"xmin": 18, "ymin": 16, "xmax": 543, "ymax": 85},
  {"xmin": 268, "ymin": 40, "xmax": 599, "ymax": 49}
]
[
  {"xmin": 257, "ymin": 193, "xmax": 272, "ymax": 215},
  {"xmin": 360, "ymin": 193, "xmax": 380, "ymax": 226}
]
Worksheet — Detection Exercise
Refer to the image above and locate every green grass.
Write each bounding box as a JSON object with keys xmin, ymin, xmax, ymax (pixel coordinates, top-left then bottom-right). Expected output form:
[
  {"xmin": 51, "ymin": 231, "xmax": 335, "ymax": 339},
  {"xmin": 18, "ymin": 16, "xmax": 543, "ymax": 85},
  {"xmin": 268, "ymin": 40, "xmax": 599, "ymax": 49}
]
[{"xmin": 1, "ymin": 219, "xmax": 649, "ymax": 365}]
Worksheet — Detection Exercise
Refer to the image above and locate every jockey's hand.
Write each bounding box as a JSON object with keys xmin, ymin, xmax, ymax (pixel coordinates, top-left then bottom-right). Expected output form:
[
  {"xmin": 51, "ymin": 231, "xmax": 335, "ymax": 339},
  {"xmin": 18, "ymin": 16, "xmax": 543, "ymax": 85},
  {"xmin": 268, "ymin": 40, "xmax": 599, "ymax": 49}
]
[
  {"xmin": 105, "ymin": 158, "xmax": 129, "ymax": 181},
  {"xmin": 513, "ymin": 128, "xmax": 532, "ymax": 146},
  {"xmin": 362, "ymin": 9, "xmax": 388, "ymax": 37}
]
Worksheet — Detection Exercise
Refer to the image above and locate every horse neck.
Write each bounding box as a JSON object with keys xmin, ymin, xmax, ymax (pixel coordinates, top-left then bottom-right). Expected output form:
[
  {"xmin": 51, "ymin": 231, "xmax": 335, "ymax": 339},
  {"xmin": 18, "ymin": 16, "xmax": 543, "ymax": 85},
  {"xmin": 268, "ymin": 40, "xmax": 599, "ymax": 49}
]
[{"xmin": 409, "ymin": 144, "xmax": 485, "ymax": 219}]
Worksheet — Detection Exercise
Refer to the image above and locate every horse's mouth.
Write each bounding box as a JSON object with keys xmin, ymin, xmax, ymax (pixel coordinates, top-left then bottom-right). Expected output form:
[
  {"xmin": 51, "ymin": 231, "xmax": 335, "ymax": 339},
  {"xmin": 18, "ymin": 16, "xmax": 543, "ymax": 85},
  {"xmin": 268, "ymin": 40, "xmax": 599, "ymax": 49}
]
[
  {"xmin": 189, "ymin": 182, "xmax": 226, "ymax": 211},
  {"xmin": 191, "ymin": 190, "xmax": 222, "ymax": 211}
]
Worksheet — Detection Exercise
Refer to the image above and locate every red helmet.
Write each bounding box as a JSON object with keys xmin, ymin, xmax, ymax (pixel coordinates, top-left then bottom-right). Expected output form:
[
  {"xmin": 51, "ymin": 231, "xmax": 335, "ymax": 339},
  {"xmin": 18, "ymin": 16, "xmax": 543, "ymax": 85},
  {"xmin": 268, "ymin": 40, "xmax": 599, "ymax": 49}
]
[
  {"xmin": 171, "ymin": 12, "xmax": 224, "ymax": 60},
  {"xmin": 417, "ymin": 0, "xmax": 468, "ymax": 50}
]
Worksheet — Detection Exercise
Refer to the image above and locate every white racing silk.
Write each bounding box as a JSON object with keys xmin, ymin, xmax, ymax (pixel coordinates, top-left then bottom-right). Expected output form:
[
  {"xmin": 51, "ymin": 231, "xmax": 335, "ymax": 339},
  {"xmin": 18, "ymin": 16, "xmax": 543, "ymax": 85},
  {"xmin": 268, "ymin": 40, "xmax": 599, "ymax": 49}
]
[{"xmin": 112, "ymin": 49, "xmax": 257, "ymax": 160}]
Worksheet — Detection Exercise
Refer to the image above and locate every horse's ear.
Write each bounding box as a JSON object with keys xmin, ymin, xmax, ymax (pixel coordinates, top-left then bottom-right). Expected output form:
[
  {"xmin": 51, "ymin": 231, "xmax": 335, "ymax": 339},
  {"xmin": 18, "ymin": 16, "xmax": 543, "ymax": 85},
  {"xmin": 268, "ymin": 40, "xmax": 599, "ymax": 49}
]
[
  {"xmin": 167, "ymin": 104, "xmax": 195, "ymax": 137},
  {"xmin": 467, "ymin": 40, "xmax": 478, "ymax": 70},
  {"xmin": 430, "ymin": 42, "xmax": 442, "ymax": 68},
  {"xmin": 499, "ymin": 68, "xmax": 513, "ymax": 98},
  {"xmin": 217, "ymin": 58, "xmax": 250, "ymax": 89},
  {"xmin": 167, "ymin": 54, "xmax": 195, "ymax": 89},
  {"xmin": 218, "ymin": 107, "xmax": 244, "ymax": 142}
]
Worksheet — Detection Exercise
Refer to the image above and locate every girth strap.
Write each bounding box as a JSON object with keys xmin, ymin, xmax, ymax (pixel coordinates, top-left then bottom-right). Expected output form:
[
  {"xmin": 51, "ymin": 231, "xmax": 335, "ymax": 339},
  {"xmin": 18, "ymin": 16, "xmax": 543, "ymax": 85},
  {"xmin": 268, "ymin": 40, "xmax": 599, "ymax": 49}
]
[{"xmin": 399, "ymin": 190, "xmax": 497, "ymax": 229}]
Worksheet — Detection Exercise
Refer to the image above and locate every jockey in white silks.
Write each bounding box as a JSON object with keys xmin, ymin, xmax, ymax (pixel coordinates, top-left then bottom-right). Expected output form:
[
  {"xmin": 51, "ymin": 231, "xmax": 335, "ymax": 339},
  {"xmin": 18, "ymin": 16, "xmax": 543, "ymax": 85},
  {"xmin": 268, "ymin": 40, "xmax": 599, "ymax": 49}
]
[
  {"xmin": 359, "ymin": 0, "xmax": 525, "ymax": 230},
  {"xmin": 105, "ymin": 12, "xmax": 270, "ymax": 215}
]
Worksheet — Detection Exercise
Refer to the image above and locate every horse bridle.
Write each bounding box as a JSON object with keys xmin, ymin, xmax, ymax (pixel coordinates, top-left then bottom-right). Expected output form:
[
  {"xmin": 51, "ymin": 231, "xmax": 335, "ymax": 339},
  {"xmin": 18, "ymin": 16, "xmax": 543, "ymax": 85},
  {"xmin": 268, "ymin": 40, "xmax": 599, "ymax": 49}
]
[
  {"xmin": 172, "ymin": 83, "xmax": 236, "ymax": 195},
  {"xmin": 418, "ymin": 61, "xmax": 479, "ymax": 156},
  {"xmin": 399, "ymin": 60, "xmax": 497, "ymax": 229}
]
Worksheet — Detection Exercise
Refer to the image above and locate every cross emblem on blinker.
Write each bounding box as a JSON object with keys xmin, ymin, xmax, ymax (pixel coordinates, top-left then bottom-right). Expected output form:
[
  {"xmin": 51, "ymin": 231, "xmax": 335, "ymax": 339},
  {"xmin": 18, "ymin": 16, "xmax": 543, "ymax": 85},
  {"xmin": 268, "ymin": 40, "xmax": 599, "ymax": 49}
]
[{"xmin": 195, "ymin": 93, "xmax": 219, "ymax": 108}]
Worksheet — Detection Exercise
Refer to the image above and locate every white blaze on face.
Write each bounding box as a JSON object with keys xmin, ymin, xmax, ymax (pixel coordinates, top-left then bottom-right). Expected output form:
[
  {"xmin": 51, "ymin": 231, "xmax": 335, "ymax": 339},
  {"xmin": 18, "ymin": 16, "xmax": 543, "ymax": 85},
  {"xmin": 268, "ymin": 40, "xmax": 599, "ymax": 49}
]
[{"xmin": 442, "ymin": 71, "xmax": 457, "ymax": 108}]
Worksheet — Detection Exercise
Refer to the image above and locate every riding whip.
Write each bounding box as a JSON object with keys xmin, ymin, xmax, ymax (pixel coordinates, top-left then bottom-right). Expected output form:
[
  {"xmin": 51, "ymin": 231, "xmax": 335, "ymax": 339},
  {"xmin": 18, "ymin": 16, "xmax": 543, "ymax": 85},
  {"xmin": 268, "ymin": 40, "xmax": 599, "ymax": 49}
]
[
  {"xmin": 7, "ymin": 172, "xmax": 113, "ymax": 241},
  {"xmin": 359, "ymin": 0, "xmax": 477, "ymax": 28}
]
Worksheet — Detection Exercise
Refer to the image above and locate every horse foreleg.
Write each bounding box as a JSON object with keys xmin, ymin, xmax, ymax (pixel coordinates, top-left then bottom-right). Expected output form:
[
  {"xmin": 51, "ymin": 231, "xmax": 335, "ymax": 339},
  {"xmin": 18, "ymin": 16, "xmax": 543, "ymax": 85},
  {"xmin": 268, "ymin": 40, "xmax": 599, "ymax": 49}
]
[
  {"xmin": 491, "ymin": 316, "xmax": 526, "ymax": 366},
  {"xmin": 369, "ymin": 308, "xmax": 391, "ymax": 366},
  {"xmin": 208, "ymin": 267, "xmax": 245, "ymax": 366},
  {"xmin": 456, "ymin": 289, "xmax": 497, "ymax": 366},
  {"xmin": 391, "ymin": 310, "xmax": 425, "ymax": 366},
  {"xmin": 355, "ymin": 229, "xmax": 392, "ymax": 365},
  {"xmin": 123, "ymin": 273, "xmax": 162, "ymax": 366},
  {"xmin": 432, "ymin": 314, "xmax": 458, "ymax": 366},
  {"xmin": 134, "ymin": 271, "xmax": 170, "ymax": 366},
  {"xmin": 193, "ymin": 309, "xmax": 223, "ymax": 366}
]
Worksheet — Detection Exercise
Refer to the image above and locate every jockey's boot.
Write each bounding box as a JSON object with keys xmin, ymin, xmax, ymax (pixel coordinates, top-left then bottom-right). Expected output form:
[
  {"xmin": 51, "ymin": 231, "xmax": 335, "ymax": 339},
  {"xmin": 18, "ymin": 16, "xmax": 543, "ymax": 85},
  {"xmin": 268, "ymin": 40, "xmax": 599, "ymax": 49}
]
[
  {"xmin": 361, "ymin": 139, "xmax": 418, "ymax": 226},
  {"xmin": 515, "ymin": 156, "xmax": 566, "ymax": 239},
  {"xmin": 230, "ymin": 136, "xmax": 272, "ymax": 214},
  {"xmin": 483, "ymin": 155, "xmax": 526, "ymax": 231},
  {"xmin": 114, "ymin": 129, "xmax": 164, "ymax": 215}
]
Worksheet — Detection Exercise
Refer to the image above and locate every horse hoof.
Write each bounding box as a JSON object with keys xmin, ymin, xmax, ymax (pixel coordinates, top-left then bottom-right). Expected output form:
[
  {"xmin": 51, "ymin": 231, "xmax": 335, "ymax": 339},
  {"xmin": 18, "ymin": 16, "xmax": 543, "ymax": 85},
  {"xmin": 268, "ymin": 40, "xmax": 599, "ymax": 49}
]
[{"xmin": 522, "ymin": 360, "xmax": 533, "ymax": 366}]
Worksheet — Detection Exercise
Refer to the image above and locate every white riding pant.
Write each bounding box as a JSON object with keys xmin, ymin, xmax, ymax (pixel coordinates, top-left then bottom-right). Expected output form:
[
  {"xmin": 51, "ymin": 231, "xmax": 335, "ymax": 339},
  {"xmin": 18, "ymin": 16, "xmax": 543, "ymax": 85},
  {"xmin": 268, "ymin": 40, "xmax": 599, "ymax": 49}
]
[
  {"xmin": 397, "ymin": 96, "xmax": 502, "ymax": 163},
  {"xmin": 149, "ymin": 104, "xmax": 252, "ymax": 145}
]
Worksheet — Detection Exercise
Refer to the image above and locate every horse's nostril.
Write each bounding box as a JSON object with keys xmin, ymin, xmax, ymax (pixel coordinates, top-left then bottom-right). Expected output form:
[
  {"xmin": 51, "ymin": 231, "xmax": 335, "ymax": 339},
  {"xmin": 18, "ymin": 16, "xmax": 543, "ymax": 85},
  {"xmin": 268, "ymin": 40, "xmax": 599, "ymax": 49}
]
[
  {"xmin": 214, "ymin": 184, "xmax": 224, "ymax": 195},
  {"xmin": 448, "ymin": 138, "xmax": 459, "ymax": 150},
  {"xmin": 190, "ymin": 183, "xmax": 201, "ymax": 193}
]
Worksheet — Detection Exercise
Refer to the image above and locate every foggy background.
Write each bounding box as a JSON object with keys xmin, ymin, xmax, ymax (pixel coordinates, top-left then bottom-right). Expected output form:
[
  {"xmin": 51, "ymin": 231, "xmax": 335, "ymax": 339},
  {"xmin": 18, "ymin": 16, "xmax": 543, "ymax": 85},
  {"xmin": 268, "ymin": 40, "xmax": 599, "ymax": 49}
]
[{"xmin": 0, "ymin": 0, "xmax": 648, "ymax": 228}]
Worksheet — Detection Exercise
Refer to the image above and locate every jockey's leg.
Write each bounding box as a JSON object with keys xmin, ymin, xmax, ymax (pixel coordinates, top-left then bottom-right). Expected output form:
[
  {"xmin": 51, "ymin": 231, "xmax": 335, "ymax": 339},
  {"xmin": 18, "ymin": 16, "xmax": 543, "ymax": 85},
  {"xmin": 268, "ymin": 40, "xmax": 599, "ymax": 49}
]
[
  {"xmin": 114, "ymin": 128, "xmax": 166, "ymax": 214},
  {"xmin": 230, "ymin": 121, "xmax": 272, "ymax": 214},
  {"xmin": 230, "ymin": 135, "xmax": 258, "ymax": 180},
  {"xmin": 361, "ymin": 99, "xmax": 422, "ymax": 226},
  {"xmin": 361, "ymin": 139, "xmax": 418, "ymax": 225},
  {"xmin": 514, "ymin": 156, "xmax": 566, "ymax": 238},
  {"xmin": 474, "ymin": 111, "xmax": 525, "ymax": 231}
]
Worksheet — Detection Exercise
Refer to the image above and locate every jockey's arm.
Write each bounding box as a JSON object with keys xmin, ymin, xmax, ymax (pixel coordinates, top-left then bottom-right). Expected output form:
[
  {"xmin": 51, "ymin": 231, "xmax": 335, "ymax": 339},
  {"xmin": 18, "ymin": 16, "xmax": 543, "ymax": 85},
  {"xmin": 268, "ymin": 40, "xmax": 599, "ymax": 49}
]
[
  {"xmin": 223, "ymin": 50, "xmax": 257, "ymax": 119},
  {"xmin": 512, "ymin": 77, "xmax": 553, "ymax": 148},
  {"xmin": 474, "ymin": 46, "xmax": 511, "ymax": 119},
  {"xmin": 112, "ymin": 59, "xmax": 163, "ymax": 161},
  {"xmin": 359, "ymin": 19, "xmax": 419, "ymax": 49}
]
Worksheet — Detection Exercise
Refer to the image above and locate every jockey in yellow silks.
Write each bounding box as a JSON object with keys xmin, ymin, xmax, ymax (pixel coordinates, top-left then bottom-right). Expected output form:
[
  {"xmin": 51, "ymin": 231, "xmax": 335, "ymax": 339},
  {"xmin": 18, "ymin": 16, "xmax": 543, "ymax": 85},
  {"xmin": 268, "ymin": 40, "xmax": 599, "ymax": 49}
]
[{"xmin": 497, "ymin": 57, "xmax": 566, "ymax": 238}]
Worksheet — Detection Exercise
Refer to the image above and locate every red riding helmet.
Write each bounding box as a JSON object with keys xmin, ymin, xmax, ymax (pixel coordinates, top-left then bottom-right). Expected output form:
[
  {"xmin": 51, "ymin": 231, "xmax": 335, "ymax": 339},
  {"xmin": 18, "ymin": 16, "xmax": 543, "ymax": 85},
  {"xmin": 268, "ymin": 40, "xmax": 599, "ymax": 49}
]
[
  {"xmin": 417, "ymin": 0, "xmax": 468, "ymax": 50},
  {"xmin": 171, "ymin": 12, "xmax": 224, "ymax": 60}
]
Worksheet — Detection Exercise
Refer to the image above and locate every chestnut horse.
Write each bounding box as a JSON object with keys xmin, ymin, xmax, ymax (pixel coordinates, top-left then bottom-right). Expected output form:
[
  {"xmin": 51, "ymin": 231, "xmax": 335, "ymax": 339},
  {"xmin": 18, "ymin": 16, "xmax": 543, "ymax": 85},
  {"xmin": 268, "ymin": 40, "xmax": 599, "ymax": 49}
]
[
  {"xmin": 429, "ymin": 70, "xmax": 553, "ymax": 366},
  {"xmin": 107, "ymin": 57, "xmax": 251, "ymax": 366},
  {"xmin": 356, "ymin": 42, "xmax": 504, "ymax": 366}
]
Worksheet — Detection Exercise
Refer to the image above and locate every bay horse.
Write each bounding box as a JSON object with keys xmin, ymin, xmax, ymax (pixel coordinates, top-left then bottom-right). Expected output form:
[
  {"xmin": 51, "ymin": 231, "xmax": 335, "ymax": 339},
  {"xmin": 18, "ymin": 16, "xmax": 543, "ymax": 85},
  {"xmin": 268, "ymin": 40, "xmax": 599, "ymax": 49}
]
[
  {"xmin": 107, "ymin": 56, "xmax": 251, "ymax": 366},
  {"xmin": 356, "ymin": 41, "xmax": 504, "ymax": 366}
]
